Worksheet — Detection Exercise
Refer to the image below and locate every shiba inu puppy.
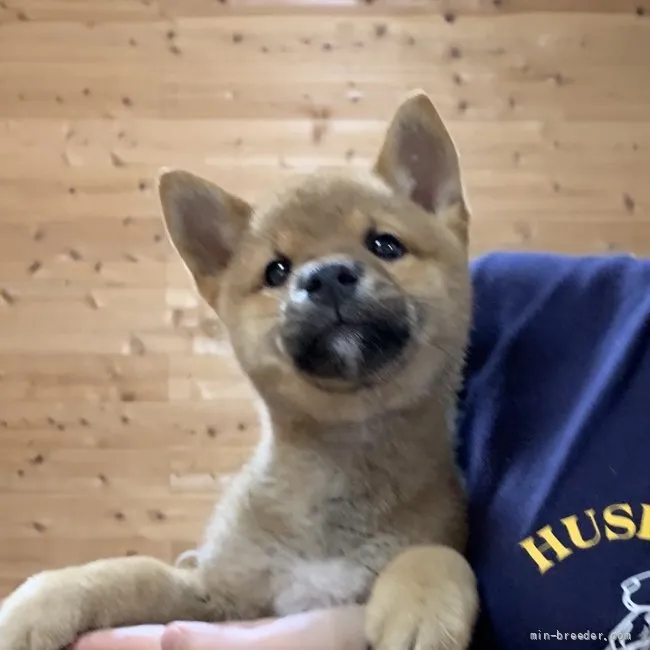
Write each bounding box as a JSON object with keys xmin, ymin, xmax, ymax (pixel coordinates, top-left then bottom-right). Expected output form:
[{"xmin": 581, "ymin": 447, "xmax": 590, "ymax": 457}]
[{"xmin": 0, "ymin": 90, "xmax": 479, "ymax": 650}]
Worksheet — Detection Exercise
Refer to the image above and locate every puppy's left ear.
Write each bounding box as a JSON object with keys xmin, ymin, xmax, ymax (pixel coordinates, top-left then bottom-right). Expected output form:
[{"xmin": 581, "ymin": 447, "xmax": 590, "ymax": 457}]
[{"xmin": 374, "ymin": 90, "xmax": 468, "ymax": 242}]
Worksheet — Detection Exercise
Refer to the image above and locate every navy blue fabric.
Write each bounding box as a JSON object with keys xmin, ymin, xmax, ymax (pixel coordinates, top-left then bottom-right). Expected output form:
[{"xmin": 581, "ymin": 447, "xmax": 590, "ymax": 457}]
[{"xmin": 458, "ymin": 252, "xmax": 650, "ymax": 649}]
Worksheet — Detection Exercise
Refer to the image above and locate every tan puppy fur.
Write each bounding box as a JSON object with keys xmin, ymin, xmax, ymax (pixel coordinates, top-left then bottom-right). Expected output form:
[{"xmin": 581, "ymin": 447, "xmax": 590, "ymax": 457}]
[{"xmin": 0, "ymin": 91, "xmax": 479, "ymax": 650}]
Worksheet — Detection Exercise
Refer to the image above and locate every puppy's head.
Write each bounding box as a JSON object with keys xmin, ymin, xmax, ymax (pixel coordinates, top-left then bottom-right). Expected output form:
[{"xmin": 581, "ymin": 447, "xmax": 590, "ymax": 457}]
[{"xmin": 159, "ymin": 92, "xmax": 471, "ymax": 423}]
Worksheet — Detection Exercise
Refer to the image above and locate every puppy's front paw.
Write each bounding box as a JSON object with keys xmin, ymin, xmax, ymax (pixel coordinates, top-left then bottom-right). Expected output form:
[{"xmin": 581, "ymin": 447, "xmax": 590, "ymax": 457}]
[
  {"xmin": 365, "ymin": 545, "xmax": 478, "ymax": 650},
  {"xmin": 0, "ymin": 570, "xmax": 86, "ymax": 650}
]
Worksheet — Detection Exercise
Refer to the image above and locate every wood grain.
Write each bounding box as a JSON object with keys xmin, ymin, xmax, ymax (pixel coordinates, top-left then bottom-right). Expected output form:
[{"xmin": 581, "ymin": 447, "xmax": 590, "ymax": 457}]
[{"xmin": 0, "ymin": 0, "xmax": 648, "ymax": 596}]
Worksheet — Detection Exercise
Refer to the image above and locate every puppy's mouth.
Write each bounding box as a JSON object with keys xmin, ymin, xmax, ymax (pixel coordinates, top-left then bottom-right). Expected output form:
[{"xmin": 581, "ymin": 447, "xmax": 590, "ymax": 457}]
[{"xmin": 281, "ymin": 312, "xmax": 411, "ymax": 384}]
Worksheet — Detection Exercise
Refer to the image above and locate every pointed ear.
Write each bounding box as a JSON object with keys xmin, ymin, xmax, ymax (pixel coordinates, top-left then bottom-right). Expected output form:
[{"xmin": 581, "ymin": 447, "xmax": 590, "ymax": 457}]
[
  {"xmin": 158, "ymin": 169, "xmax": 252, "ymax": 290},
  {"xmin": 374, "ymin": 90, "xmax": 467, "ymax": 239}
]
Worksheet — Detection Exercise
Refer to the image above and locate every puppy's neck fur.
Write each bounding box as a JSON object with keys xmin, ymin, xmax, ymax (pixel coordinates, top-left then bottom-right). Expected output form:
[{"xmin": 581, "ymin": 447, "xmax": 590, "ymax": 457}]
[
  {"xmin": 253, "ymin": 375, "xmax": 462, "ymax": 521},
  {"xmin": 268, "ymin": 386, "xmax": 454, "ymax": 455}
]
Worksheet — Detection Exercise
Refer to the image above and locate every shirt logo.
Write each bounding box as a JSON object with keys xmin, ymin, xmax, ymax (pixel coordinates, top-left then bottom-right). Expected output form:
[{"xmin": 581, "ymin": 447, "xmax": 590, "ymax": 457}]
[{"xmin": 518, "ymin": 503, "xmax": 650, "ymax": 574}]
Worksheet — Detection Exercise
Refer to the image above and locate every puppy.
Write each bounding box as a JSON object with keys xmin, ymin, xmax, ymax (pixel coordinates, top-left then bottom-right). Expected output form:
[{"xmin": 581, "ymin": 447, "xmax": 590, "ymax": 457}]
[{"xmin": 0, "ymin": 90, "xmax": 479, "ymax": 650}]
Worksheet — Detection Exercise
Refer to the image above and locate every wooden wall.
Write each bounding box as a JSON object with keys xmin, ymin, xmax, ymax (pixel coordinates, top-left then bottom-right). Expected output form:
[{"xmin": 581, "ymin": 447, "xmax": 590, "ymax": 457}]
[{"xmin": 0, "ymin": 0, "xmax": 649, "ymax": 596}]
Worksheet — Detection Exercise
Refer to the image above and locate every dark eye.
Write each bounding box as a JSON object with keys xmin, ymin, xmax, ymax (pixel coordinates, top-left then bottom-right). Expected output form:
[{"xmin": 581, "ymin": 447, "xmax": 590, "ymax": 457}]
[
  {"xmin": 365, "ymin": 231, "xmax": 407, "ymax": 261},
  {"xmin": 264, "ymin": 257, "xmax": 292, "ymax": 288}
]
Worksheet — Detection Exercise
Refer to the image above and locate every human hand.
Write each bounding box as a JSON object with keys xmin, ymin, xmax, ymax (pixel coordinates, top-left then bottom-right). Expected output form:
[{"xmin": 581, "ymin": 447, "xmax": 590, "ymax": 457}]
[
  {"xmin": 72, "ymin": 606, "xmax": 366, "ymax": 650},
  {"xmin": 72, "ymin": 625, "xmax": 166, "ymax": 650}
]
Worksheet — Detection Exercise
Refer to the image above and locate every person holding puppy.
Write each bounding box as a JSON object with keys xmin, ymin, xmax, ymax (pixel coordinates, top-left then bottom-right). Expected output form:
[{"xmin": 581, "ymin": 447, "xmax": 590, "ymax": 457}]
[{"xmin": 74, "ymin": 249, "xmax": 650, "ymax": 650}]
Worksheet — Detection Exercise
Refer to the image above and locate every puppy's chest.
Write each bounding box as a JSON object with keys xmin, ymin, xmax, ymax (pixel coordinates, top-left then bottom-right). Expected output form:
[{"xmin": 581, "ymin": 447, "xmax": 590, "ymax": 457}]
[
  {"xmin": 270, "ymin": 554, "xmax": 371, "ymax": 615},
  {"xmin": 269, "ymin": 503, "xmax": 376, "ymax": 615},
  {"xmin": 204, "ymin": 497, "xmax": 379, "ymax": 616}
]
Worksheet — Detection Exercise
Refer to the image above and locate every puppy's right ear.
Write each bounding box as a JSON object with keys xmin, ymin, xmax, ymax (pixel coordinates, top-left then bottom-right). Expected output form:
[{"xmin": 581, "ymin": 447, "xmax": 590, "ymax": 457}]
[{"xmin": 158, "ymin": 169, "xmax": 252, "ymax": 295}]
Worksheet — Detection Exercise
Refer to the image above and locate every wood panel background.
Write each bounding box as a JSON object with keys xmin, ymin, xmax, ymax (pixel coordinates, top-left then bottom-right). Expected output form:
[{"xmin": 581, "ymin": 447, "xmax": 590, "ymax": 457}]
[{"xmin": 0, "ymin": 0, "xmax": 649, "ymax": 597}]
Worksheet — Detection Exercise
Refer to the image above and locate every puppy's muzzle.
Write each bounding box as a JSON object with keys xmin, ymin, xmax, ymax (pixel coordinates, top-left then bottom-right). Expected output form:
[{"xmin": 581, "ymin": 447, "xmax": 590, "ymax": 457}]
[{"xmin": 280, "ymin": 258, "xmax": 411, "ymax": 384}]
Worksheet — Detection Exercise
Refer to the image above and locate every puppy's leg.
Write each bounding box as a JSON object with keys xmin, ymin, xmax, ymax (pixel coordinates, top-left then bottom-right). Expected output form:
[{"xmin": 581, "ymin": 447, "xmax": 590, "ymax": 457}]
[
  {"xmin": 0, "ymin": 555, "xmax": 215, "ymax": 650},
  {"xmin": 365, "ymin": 545, "xmax": 478, "ymax": 650}
]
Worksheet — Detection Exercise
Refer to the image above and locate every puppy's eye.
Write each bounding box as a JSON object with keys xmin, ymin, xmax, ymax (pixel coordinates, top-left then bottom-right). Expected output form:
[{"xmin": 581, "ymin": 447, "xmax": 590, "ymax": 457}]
[
  {"xmin": 365, "ymin": 231, "xmax": 407, "ymax": 261},
  {"xmin": 264, "ymin": 257, "xmax": 292, "ymax": 288}
]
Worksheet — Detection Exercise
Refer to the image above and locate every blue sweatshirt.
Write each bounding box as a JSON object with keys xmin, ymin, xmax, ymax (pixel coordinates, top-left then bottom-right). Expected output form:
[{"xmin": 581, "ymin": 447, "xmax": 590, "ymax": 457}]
[{"xmin": 458, "ymin": 252, "xmax": 650, "ymax": 649}]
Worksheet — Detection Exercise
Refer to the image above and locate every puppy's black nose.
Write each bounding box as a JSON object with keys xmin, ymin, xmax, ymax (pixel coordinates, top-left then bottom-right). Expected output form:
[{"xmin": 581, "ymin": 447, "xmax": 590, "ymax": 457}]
[{"xmin": 297, "ymin": 260, "xmax": 363, "ymax": 308}]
